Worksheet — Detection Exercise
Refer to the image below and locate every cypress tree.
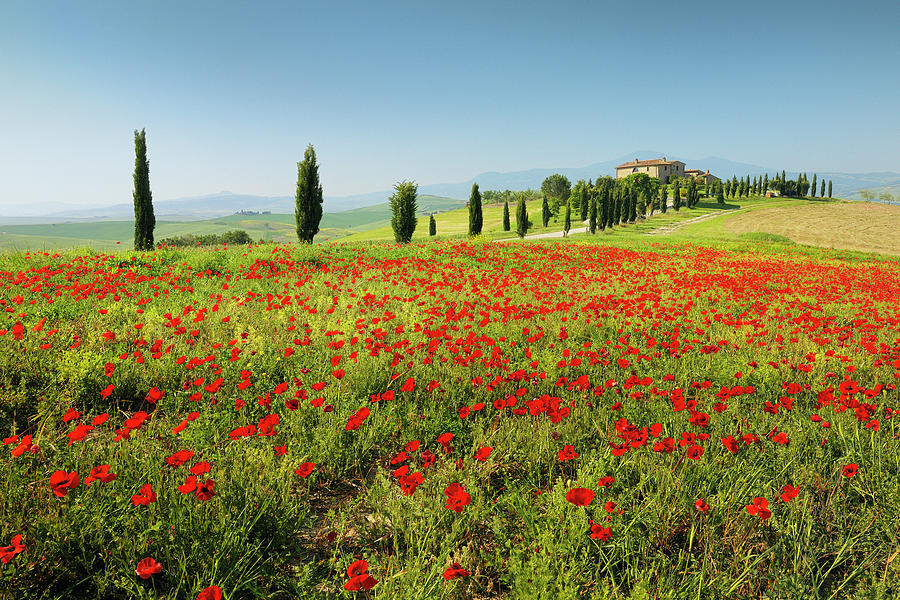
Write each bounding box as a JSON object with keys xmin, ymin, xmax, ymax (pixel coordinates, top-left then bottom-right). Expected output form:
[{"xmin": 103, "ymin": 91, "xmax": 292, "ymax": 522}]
[
  {"xmin": 686, "ymin": 178, "xmax": 697, "ymax": 208},
  {"xmin": 294, "ymin": 144, "xmax": 324, "ymax": 244},
  {"xmin": 429, "ymin": 214, "xmax": 436, "ymax": 237},
  {"xmin": 660, "ymin": 183, "xmax": 668, "ymax": 214},
  {"xmin": 598, "ymin": 185, "xmax": 607, "ymax": 230},
  {"xmin": 589, "ymin": 195, "xmax": 597, "ymax": 233},
  {"xmin": 673, "ymin": 180, "xmax": 682, "ymax": 211},
  {"xmin": 502, "ymin": 200, "xmax": 510, "ymax": 231},
  {"xmin": 389, "ymin": 180, "xmax": 418, "ymax": 244},
  {"xmin": 563, "ymin": 202, "xmax": 571, "ymax": 237},
  {"xmin": 828, "ymin": 180, "xmax": 832, "ymax": 198},
  {"xmin": 810, "ymin": 174, "xmax": 817, "ymax": 198},
  {"xmin": 763, "ymin": 174, "xmax": 769, "ymax": 195},
  {"xmin": 628, "ymin": 187, "xmax": 637, "ymax": 222},
  {"xmin": 468, "ymin": 183, "xmax": 483, "ymax": 236},
  {"xmin": 820, "ymin": 179, "xmax": 826, "ymax": 197},
  {"xmin": 716, "ymin": 181, "xmax": 725, "ymax": 204},
  {"xmin": 132, "ymin": 128, "xmax": 155, "ymax": 251},
  {"xmin": 541, "ymin": 194, "xmax": 550, "ymax": 227},
  {"xmin": 516, "ymin": 195, "xmax": 529, "ymax": 238}
]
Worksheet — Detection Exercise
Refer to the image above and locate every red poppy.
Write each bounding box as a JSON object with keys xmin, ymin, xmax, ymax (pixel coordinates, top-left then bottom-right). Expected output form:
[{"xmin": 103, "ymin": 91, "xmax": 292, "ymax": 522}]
[
  {"xmin": 597, "ymin": 476, "xmax": 615, "ymax": 488},
  {"xmin": 0, "ymin": 534, "xmax": 25, "ymax": 564},
  {"xmin": 565, "ymin": 487, "xmax": 594, "ymax": 507},
  {"xmin": 135, "ymin": 557, "xmax": 162, "ymax": 579},
  {"xmin": 196, "ymin": 479, "xmax": 216, "ymax": 501},
  {"xmin": 344, "ymin": 559, "xmax": 377, "ymax": 591},
  {"xmin": 589, "ymin": 524, "xmax": 612, "ymax": 540},
  {"xmin": 842, "ymin": 463, "xmax": 858, "ymax": 478},
  {"xmin": 695, "ymin": 498, "xmax": 710, "ymax": 513},
  {"xmin": 442, "ymin": 562, "xmax": 471, "ymax": 579},
  {"xmin": 178, "ymin": 475, "xmax": 198, "ymax": 494},
  {"xmin": 84, "ymin": 464, "xmax": 116, "ymax": 486},
  {"xmin": 67, "ymin": 423, "xmax": 95, "ymax": 445},
  {"xmin": 444, "ymin": 482, "xmax": 471, "ymax": 512},
  {"xmin": 558, "ymin": 445, "xmax": 579, "ymax": 461},
  {"xmin": 296, "ymin": 462, "xmax": 315, "ymax": 478},
  {"xmin": 132, "ymin": 483, "xmax": 157, "ymax": 506},
  {"xmin": 685, "ymin": 444, "xmax": 704, "ymax": 460},
  {"xmin": 190, "ymin": 461, "xmax": 211, "ymax": 475},
  {"xmin": 49, "ymin": 470, "xmax": 80, "ymax": 497},
  {"xmin": 779, "ymin": 484, "xmax": 799, "ymax": 502},
  {"xmin": 474, "ymin": 446, "xmax": 493, "ymax": 461},
  {"xmin": 745, "ymin": 497, "xmax": 771, "ymax": 520},
  {"xmin": 166, "ymin": 449, "xmax": 194, "ymax": 467},
  {"xmin": 146, "ymin": 387, "xmax": 164, "ymax": 403},
  {"xmin": 196, "ymin": 586, "xmax": 223, "ymax": 600}
]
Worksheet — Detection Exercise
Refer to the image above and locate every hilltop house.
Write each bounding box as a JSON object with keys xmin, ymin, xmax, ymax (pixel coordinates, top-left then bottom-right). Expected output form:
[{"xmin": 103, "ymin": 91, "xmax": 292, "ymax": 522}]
[
  {"xmin": 616, "ymin": 157, "xmax": 685, "ymax": 184},
  {"xmin": 616, "ymin": 157, "xmax": 719, "ymax": 185}
]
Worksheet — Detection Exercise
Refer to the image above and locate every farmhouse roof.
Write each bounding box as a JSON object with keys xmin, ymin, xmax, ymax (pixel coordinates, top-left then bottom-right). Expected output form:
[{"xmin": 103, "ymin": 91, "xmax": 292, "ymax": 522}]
[{"xmin": 616, "ymin": 157, "xmax": 684, "ymax": 168}]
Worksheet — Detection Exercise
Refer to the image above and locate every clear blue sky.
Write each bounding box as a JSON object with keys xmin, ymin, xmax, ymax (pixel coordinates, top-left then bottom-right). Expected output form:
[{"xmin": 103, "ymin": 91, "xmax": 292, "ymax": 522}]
[{"xmin": 1, "ymin": 0, "xmax": 897, "ymax": 212}]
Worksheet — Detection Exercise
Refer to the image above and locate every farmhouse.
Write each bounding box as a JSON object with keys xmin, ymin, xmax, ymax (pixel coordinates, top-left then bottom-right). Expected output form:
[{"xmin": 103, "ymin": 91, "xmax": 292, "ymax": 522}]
[
  {"xmin": 616, "ymin": 157, "xmax": 685, "ymax": 184},
  {"xmin": 684, "ymin": 169, "xmax": 721, "ymax": 185}
]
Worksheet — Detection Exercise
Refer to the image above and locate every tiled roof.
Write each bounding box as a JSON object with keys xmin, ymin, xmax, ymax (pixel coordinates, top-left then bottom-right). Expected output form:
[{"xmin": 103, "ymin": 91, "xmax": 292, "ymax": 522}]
[{"xmin": 616, "ymin": 158, "xmax": 684, "ymax": 169}]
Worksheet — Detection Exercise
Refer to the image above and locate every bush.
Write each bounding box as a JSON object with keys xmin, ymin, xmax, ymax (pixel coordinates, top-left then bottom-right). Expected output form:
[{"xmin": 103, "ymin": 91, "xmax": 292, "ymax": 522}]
[{"xmin": 158, "ymin": 230, "xmax": 253, "ymax": 247}]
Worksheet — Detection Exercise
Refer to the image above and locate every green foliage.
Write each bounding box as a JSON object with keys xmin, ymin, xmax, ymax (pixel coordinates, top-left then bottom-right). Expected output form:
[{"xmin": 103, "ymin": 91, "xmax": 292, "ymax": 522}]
[
  {"xmin": 158, "ymin": 230, "xmax": 253, "ymax": 247},
  {"xmin": 828, "ymin": 180, "xmax": 833, "ymax": 198},
  {"xmin": 563, "ymin": 202, "xmax": 571, "ymax": 237},
  {"xmin": 502, "ymin": 200, "xmax": 510, "ymax": 232},
  {"xmin": 716, "ymin": 181, "xmax": 726, "ymax": 205},
  {"xmin": 294, "ymin": 144, "xmax": 324, "ymax": 244},
  {"xmin": 429, "ymin": 214, "xmax": 437, "ymax": 237},
  {"xmin": 516, "ymin": 194, "xmax": 530, "ymax": 238},
  {"xmin": 468, "ymin": 183, "xmax": 483, "ymax": 236},
  {"xmin": 672, "ymin": 179, "xmax": 682, "ymax": 211},
  {"xmin": 132, "ymin": 129, "xmax": 155, "ymax": 251},
  {"xmin": 540, "ymin": 173, "xmax": 571, "ymax": 204},
  {"xmin": 541, "ymin": 195, "xmax": 550, "ymax": 228},
  {"xmin": 390, "ymin": 180, "xmax": 418, "ymax": 243}
]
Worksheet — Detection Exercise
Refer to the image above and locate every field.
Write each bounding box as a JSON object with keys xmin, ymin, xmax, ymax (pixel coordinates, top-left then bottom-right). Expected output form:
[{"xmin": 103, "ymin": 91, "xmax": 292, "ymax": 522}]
[{"xmin": 0, "ymin": 225, "xmax": 898, "ymax": 600}]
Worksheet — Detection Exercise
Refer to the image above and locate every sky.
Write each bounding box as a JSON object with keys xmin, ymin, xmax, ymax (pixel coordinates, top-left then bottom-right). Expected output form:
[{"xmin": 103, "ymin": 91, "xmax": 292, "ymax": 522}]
[{"xmin": 1, "ymin": 0, "xmax": 898, "ymax": 213}]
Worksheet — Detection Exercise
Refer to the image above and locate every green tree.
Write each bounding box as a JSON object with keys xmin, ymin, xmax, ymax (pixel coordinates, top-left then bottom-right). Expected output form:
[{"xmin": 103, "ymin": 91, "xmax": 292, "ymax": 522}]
[
  {"xmin": 810, "ymin": 174, "xmax": 817, "ymax": 198},
  {"xmin": 502, "ymin": 200, "xmax": 510, "ymax": 231},
  {"xmin": 516, "ymin": 194, "xmax": 530, "ymax": 238},
  {"xmin": 468, "ymin": 183, "xmax": 483, "ymax": 236},
  {"xmin": 389, "ymin": 180, "xmax": 418, "ymax": 243},
  {"xmin": 563, "ymin": 202, "xmax": 571, "ymax": 237},
  {"xmin": 672, "ymin": 179, "xmax": 682, "ymax": 211},
  {"xmin": 660, "ymin": 182, "xmax": 668, "ymax": 214},
  {"xmin": 827, "ymin": 180, "xmax": 832, "ymax": 198},
  {"xmin": 541, "ymin": 174, "xmax": 571, "ymax": 203},
  {"xmin": 820, "ymin": 179, "xmax": 826, "ymax": 197},
  {"xmin": 589, "ymin": 194, "xmax": 597, "ymax": 233},
  {"xmin": 294, "ymin": 144, "xmax": 323, "ymax": 244},
  {"xmin": 686, "ymin": 177, "xmax": 698, "ymax": 208},
  {"xmin": 132, "ymin": 128, "xmax": 156, "ymax": 251},
  {"xmin": 716, "ymin": 181, "xmax": 725, "ymax": 205},
  {"xmin": 541, "ymin": 194, "xmax": 550, "ymax": 227},
  {"xmin": 763, "ymin": 173, "xmax": 769, "ymax": 195},
  {"xmin": 429, "ymin": 214, "xmax": 436, "ymax": 236}
]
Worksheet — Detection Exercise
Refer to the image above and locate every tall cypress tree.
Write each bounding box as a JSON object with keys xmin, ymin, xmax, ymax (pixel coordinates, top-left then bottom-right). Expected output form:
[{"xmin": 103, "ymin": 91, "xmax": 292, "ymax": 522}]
[
  {"xmin": 827, "ymin": 180, "xmax": 832, "ymax": 198},
  {"xmin": 429, "ymin": 214, "xmax": 436, "ymax": 236},
  {"xmin": 660, "ymin": 183, "xmax": 668, "ymax": 214},
  {"xmin": 763, "ymin": 173, "xmax": 769, "ymax": 195},
  {"xmin": 390, "ymin": 180, "xmax": 418, "ymax": 244},
  {"xmin": 516, "ymin": 195, "xmax": 529, "ymax": 238},
  {"xmin": 716, "ymin": 181, "xmax": 725, "ymax": 204},
  {"xmin": 132, "ymin": 128, "xmax": 155, "ymax": 251},
  {"xmin": 820, "ymin": 179, "xmax": 826, "ymax": 197},
  {"xmin": 589, "ymin": 194, "xmax": 597, "ymax": 233},
  {"xmin": 673, "ymin": 180, "xmax": 682, "ymax": 211},
  {"xmin": 598, "ymin": 185, "xmax": 607, "ymax": 230},
  {"xmin": 541, "ymin": 194, "xmax": 550, "ymax": 227},
  {"xmin": 686, "ymin": 178, "xmax": 697, "ymax": 208},
  {"xmin": 295, "ymin": 144, "xmax": 323, "ymax": 244},
  {"xmin": 502, "ymin": 200, "xmax": 510, "ymax": 231},
  {"xmin": 810, "ymin": 174, "xmax": 817, "ymax": 198},
  {"xmin": 468, "ymin": 183, "xmax": 483, "ymax": 236},
  {"xmin": 563, "ymin": 202, "xmax": 571, "ymax": 237}
]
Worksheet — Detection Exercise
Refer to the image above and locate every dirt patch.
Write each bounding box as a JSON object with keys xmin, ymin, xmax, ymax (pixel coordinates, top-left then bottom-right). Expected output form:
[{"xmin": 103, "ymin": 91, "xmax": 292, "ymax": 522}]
[{"xmin": 722, "ymin": 201, "xmax": 900, "ymax": 256}]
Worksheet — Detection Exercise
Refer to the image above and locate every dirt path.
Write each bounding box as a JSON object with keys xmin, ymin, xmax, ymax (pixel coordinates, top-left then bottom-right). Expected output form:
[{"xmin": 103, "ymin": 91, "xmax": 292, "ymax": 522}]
[{"xmin": 645, "ymin": 207, "xmax": 744, "ymax": 235}]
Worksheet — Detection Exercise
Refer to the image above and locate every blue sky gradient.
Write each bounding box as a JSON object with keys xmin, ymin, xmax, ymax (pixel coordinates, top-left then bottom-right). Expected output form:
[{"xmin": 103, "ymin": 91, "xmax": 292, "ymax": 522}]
[{"xmin": 1, "ymin": 0, "xmax": 897, "ymax": 211}]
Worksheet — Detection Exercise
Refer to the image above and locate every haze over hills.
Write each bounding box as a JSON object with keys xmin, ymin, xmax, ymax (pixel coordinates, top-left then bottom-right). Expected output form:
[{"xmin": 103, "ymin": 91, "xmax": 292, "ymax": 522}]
[{"xmin": 2, "ymin": 152, "xmax": 897, "ymax": 223}]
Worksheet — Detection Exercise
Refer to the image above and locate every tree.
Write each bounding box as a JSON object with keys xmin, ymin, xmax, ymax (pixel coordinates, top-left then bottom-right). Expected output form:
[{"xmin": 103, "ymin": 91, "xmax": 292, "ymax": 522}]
[
  {"xmin": 502, "ymin": 200, "xmax": 510, "ymax": 231},
  {"xmin": 563, "ymin": 202, "xmax": 571, "ymax": 237},
  {"xmin": 716, "ymin": 181, "xmax": 725, "ymax": 205},
  {"xmin": 589, "ymin": 194, "xmax": 598, "ymax": 233},
  {"xmin": 810, "ymin": 174, "xmax": 817, "ymax": 198},
  {"xmin": 672, "ymin": 179, "xmax": 682, "ymax": 211},
  {"xmin": 820, "ymin": 179, "xmax": 826, "ymax": 197},
  {"xmin": 763, "ymin": 173, "xmax": 769, "ymax": 195},
  {"xmin": 541, "ymin": 194, "xmax": 550, "ymax": 227},
  {"xmin": 429, "ymin": 214, "xmax": 436, "ymax": 236},
  {"xmin": 660, "ymin": 183, "xmax": 668, "ymax": 213},
  {"xmin": 541, "ymin": 174, "xmax": 571, "ymax": 203},
  {"xmin": 132, "ymin": 128, "xmax": 156, "ymax": 251},
  {"xmin": 389, "ymin": 180, "xmax": 418, "ymax": 243},
  {"xmin": 686, "ymin": 177, "xmax": 698, "ymax": 208},
  {"xmin": 468, "ymin": 183, "xmax": 483, "ymax": 236},
  {"xmin": 294, "ymin": 144, "xmax": 323, "ymax": 244},
  {"xmin": 859, "ymin": 189, "xmax": 875, "ymax": 201},
  {"xmin": 515, "ymin": 194, "xmax": 530, "ymax": 238},
  {"xmin": 827, "ymin": 180, "xmax": 832, "ymax": 198}
]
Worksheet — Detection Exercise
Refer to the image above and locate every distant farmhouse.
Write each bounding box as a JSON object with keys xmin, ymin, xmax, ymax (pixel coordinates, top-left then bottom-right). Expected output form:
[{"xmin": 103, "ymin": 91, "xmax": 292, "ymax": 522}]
[{"xmin": 616, "ymin": 157, "xmax": 720, "ymax": 185}]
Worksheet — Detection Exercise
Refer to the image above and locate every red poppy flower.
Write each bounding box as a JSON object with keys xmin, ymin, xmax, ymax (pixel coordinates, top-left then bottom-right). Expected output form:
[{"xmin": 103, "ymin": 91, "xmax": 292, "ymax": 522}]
[
  {"xmin": 842, "ymin": 463, "xmax": 858, "ymax": 478},
  {"xmin": 132, "ymin": 483, "xmax": 157, "ymax": 506},
  {"xmin": 558, "ymin": 445, "xmax": 579, "ymax": 461},
  {"xmin": 84, "ymin": 464, "xmax": 116, "ymax": 486},
  {"xmin": 190, "ymin": 461, "xmax": 211, "ymax": 475},
  {"xmin": 0, "ymin": 534, "xmax": 25, "ymax": 564},
  {"xmin": 135, "ymin": 557, "xmax": 162, "ymax": 579},
  {"xmin": 399, "ymin": 471, "xmax": 424, "ymax": 496},
  {"xmin": 442, "ymin": 562, "xmax": 471, "ymax": 579},
  {"xmin": 685, "ymin": 444, "xmax": 704, "ymax": 460},
  {"xmin": 195, "ymin": 479, "xmax": 215, "ymax": 501},
  {"xmin": 695, "ymin": 498, "xmax": 710, "ymax": 513},
  {"xmin": 745, "ymin": 497, "xmax": 771, "ymax": 520},
  {"xmin": 296, "ymin": 462, "xmax": 315, "ymax": 478},
  {"xmin": 474, "ymin": 447, "xmax": 493, "ymax": 461},
  {"xmin": 146, "ymin": 387, "xmax": 164, "ymax": 403},
  {"xmin": 178, "ymin": 475, "xmax": 198, "ymax": 494},
  {"xmin": 444, "ymin": 482, "xmax": 471, "ymax": 512},
  {"xmin": 566, "ymin": 487, "xmax": 594, "ymax": 507},
  {"xmin": 166, "ymin": 449, "xmax": 194, "ymax": 467},
  {"xmin": 49, "ymin": 470, "xmax": 80, "ymax": 497},
  {"xmin": 590, "ymin": 524, "xmax": 612, "ymax": 540},
  {"xmin": 597, "ymin": 476, "xmax": 615, "ymax": 488},
  {"xmin": 104, "ymin": 362, "xmax": 115, "ymax": 377},
  {"xmin": 344, "ymin": 559, "xmax": 377, "ymax": 591},
  {"xmin": 779, "ymin": 484, "xmax": 799, "ymax": 503},
  {"xmin": 66, "ymin": 423, "xmax": 94, "ymax": 445},
  {"xmin": 196, "ymin": 586, "xmax": 223, "ymax": 600}
]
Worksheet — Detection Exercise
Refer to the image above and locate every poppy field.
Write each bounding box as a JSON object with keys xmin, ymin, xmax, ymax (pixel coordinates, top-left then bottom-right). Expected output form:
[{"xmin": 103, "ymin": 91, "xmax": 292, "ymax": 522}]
[{"xmin": 0, "ymin": 239, "xmax": 898, "ymax": 599}]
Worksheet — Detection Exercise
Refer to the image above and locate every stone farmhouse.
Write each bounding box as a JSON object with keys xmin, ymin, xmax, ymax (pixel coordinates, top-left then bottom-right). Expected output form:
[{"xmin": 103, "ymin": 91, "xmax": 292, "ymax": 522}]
[{"xmin": 615, "ymin": 157, "xmax": 719, "ymax": 185}]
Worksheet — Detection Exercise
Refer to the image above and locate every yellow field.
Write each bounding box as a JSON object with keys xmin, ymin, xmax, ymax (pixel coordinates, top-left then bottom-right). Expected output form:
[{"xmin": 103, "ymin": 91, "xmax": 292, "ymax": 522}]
[{"xmin": 720, "ymin": 200, "xmax": 900, "ymax": 256}]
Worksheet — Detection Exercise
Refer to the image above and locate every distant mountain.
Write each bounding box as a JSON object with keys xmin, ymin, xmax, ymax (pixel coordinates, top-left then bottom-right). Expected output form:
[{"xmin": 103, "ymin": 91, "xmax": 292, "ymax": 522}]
[{"xmin": 4, "ymin": 153, "xmax": 897, "ymax": 223}]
